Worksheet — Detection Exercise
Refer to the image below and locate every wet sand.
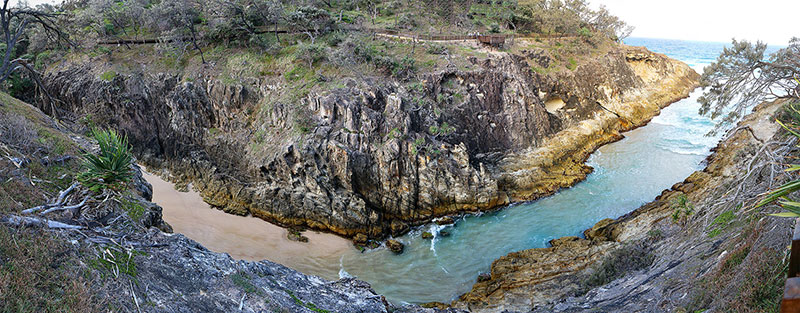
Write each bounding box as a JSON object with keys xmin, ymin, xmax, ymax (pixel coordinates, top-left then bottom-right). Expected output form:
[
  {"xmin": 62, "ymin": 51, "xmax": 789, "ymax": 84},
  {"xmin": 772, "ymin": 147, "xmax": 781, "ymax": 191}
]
[{"xmin": 142, "ymin": 171, "xmax": 352, "ymax": 280}]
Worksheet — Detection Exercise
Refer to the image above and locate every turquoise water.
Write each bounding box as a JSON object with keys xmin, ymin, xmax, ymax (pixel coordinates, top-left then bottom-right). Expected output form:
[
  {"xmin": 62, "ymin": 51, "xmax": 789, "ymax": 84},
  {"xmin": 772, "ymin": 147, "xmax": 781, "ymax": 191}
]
[{"xmin": 332, "ymin": 38, "xmax": 742, "ymax": 304}]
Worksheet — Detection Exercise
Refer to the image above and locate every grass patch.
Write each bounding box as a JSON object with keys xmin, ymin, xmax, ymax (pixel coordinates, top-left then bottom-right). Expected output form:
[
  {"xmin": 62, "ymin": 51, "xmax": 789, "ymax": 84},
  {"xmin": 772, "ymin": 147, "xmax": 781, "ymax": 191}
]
[
  {"xmin": 708, "ymin": 210, "xmax": 736, "ymax": 238},
  {"xmin": 119, "ymin": 196, "xmax": 146, "ymax": 221},
  {"xmin": 231, "ymin": 272, "xmax": 262, "ymax": 295},
  {"xmin": 0, "ymin": 227, "xmax": 100, "ymax": 312},
  {"xmin": 721, "ymin": 245, "xmax": 750, "ymax": 272},
  {"xmin": 99, "ymin": 70, "xmax": 116, "ymax": 82},
  {"xmin": 580, "ymin": 242, "xmax": 654, "ymax": 294},
  {"xmin": 286, "ymin": 290, "xmax": 330, "ymax": 313},
  {"xmin": 686, "ymin": 216, "xmax": 786, "ymax": 313},
  {"xmin": 87, "ymin": 246, "xmax": 142, "ymax": 280}
]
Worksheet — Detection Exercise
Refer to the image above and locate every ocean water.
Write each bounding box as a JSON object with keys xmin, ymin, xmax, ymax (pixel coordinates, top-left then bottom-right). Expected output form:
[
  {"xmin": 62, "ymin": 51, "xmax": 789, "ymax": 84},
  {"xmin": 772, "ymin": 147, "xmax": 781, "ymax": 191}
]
[
  {"xmin": 333, "ymin": 38, "xmax": 749, "ymax": 304},
  {"xmin": 150, "ymin": 37, "xmax": 767, "ymax": 306}
]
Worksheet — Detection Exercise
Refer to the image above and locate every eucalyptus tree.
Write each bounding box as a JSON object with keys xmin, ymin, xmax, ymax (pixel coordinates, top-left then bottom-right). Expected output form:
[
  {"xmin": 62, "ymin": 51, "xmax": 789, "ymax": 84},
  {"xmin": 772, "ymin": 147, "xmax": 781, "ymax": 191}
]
[
  {"xmin": 588, "ymin": 5, "xmax": 633, "ymax": 41},
  {"xmin": 0, "ymin": 0, "xmax": 72, "ymax": 106},
  {"xmin": 210, "ymin": 0, "xmax": 284, "ymax": 45},
  {"xmin": 149, "ymin": 0, "xmax": 207, "ymax": 63},
  {"xmin": 286, "ymin": 5, "xmax": 331, "ymax": 44},
  {"xmin": 86, "ymin": 0, "xmax": 147, "ymax": 43}
]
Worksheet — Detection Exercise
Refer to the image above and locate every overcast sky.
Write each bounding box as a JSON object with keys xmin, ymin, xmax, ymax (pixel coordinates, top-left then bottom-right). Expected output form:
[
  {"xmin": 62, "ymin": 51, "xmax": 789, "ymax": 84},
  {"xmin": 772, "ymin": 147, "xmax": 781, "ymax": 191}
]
[{"xmin": 593, "ymin": 0, "xmax": 799, "ymax": 45}]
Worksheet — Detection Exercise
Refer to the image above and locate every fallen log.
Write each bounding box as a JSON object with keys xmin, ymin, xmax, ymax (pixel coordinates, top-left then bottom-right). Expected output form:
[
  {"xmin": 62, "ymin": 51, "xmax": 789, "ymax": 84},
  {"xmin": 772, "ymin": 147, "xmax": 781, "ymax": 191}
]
[
  {"xmin": 1, "ymin": 215, "xmax": 84, "ymax": 229},
  {"xmin": 21, "ymin": 182, "xmax": 79, "ymax": 214}
]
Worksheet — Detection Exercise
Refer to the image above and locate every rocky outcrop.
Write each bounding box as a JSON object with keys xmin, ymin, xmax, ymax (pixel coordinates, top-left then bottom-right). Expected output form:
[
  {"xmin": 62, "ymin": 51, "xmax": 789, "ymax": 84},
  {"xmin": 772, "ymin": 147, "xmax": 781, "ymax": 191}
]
[
  {"xmin": 453, "ymin": 100, "xmax": 793, "ymax": 312},
  {"xmin": 0, "ymin": 94, "xmax": 399, "ymax": 313},
  {"xmin": 41, "ymin": 44, "xmax": 697, "ymax": 240}
]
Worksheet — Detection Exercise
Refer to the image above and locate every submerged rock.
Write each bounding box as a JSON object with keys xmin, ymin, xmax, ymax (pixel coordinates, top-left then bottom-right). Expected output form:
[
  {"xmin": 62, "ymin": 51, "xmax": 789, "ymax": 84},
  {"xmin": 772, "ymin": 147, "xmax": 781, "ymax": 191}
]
[
  {"xmin": 287, "ymin": 229, "xmax": 309, "ymax": 243},
  {"xmin": 435, "ymin": 217, "xmax": 455, "ymax": 225},
  {"xmin": 386, "ymin": 239, "xmax": 405, "ymax": 254},
  {"xmin": 422, "ymin": 231, "xmax": 434, "ymax": 239}
]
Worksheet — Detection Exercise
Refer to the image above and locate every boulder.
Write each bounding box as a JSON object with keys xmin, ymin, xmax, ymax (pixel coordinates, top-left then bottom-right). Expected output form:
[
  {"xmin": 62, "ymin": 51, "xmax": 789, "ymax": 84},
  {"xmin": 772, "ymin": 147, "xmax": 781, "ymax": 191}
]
[
  {"xmin": 287, "ymin": 230, "xmax": 309, "ymax": 243},
  {"xmin": 386, "ymin": 240, "xmax": 404, "ymax": 254},
  {"xmin": 435, "ymin": 217, "xmax": 455, "ymax": 225},
  {"xmin": 353, "ymin": 233, "xmax": 368, "ymax": 246}
]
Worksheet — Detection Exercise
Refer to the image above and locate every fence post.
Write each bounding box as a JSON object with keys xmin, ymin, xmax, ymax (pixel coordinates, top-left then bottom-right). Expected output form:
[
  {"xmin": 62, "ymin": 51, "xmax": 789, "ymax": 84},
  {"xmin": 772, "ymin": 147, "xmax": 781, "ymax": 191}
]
[{"xmin": 781, "ymin": 218, "xmax": 800, "ymax": 312}]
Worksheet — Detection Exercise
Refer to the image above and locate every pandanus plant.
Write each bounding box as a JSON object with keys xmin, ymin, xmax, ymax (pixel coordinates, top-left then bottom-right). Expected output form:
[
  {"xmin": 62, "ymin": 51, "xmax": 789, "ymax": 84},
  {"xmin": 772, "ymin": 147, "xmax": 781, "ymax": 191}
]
[
  {"xmin": 77, "ymin": 129, "xmax": 134, "ymax": 192},
  {"xmin": 757, "ymin": 101, "xmax": 800, "ymax": 216}
]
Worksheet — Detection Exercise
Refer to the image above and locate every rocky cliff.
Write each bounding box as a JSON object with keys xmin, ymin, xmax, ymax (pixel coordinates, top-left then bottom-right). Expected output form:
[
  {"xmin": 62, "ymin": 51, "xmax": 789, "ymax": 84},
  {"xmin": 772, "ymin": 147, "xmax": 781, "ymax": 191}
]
[
  {"xmin": 0, "ymin": 93, "xmax": 410, "ymax": 312},
  {"xmin": 453, "ymin": 99, "xmax": 794, "ymax": 312},
  {"xmin": 41, "ymin": 42, "xmax": 697, "ymax": 241}
]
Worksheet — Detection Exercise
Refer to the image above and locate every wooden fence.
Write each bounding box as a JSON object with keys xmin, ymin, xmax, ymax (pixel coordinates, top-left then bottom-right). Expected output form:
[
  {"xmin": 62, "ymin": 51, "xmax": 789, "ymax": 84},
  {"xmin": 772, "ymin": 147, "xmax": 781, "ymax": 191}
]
[
  {"xmin": 781, "ymin": 218, "xmax": 800, "ymax": 312},
  {"xmin": 97, "ymin": 27, "xmax": 576, "ymax": 46}
]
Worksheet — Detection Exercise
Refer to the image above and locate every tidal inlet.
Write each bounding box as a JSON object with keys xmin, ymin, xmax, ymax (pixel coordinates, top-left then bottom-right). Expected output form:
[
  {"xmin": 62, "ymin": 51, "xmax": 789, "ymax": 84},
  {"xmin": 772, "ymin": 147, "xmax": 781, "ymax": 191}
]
[{"xmin": 0, "ymin": 1, "xmax": 798, "ymax": 312}]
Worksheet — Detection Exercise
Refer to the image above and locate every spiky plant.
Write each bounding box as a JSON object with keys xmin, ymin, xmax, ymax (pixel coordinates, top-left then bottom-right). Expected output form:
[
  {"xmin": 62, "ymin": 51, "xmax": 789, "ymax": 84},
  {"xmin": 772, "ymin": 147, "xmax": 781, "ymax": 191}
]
[
  {"xmin": 78, "ymin": 129, "xmax": 134, "ymax": 192},
  {"xmin": 757, "ymin": 102, "xmax": 800, "ymax": 216}
]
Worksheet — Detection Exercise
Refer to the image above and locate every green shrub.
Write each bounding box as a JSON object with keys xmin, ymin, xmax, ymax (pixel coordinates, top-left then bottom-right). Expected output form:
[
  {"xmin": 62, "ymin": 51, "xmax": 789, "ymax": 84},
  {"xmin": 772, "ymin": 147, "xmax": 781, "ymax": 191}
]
[
  {"xmin": 78, "ymin": 129, "xmax": 134, "ymax": 192},
  {"xmin": 581, "ymin": 243, "xmax": 654, "ymax": 293},
  {"xmin": 567, "ymin": 58, "xmax": 578, "ymax": 70},
  {"xmin": 426, "ymin": 44, "xmax": 448, "ymax": 55},
  {"xmin": 671, "ymin": 193, "xmax": 694, "ymax": 225},
  {"xmin": 707, "ymin": 210, "xmax": 736, "ymax": 238},
  {"xmin": 578, "ymin": 27, "xmax": 592, "ymax": 38},
  {"xmin": 296, "ymin": 42, "xmax": 328, "ymax": 68},
  {"xmin": 100, "ymin": 70, "xmax": 116, "ymax": 82}
]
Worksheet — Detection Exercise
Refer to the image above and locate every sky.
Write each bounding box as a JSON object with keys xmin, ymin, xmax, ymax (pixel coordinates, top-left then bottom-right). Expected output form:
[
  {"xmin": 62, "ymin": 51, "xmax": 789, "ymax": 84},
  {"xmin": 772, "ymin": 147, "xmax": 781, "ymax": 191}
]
[{"xmin": 593, "ymin": 0, "xmax": 800, "ymax": 45}]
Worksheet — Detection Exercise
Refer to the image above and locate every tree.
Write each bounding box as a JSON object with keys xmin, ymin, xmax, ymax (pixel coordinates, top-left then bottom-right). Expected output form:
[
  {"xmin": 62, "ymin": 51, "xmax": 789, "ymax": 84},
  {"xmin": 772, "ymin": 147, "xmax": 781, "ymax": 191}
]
[
  {"xmin": 251, "ymin": 0, "xmax": 284, "ymax": 42},
  {"xmin": 286, "ymin": 6, "xmax": 331, "ymax": 44},
  {"xmin": 150, "ymin": 0, "xmax": 206, "ymax": 63},
  {"xmin": 0, "ymin": 0, "xmax": 72, "ymax": 104},
  {"xmin": 588, "ymin": 5, "xmax": 633, "ymax": 42},
  {"xmin": 83, "ymin": 0, "xmax": 147, "ymax": 47},
  {"xmin": 699, "ymin": 38, "xmax": 800, "ymax": 128}
]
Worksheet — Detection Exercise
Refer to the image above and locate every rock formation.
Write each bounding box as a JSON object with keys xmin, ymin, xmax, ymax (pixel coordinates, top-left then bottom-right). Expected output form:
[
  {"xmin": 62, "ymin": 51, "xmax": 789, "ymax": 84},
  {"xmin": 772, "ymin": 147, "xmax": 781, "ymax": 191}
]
[{"xmin": 41, "ymin": 44, "xmax": 697, "ymax": 241}]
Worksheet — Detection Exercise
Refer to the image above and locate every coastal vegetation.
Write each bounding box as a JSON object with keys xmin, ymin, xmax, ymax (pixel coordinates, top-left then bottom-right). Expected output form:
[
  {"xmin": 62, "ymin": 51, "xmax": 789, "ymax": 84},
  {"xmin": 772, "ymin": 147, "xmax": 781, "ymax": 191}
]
[{"xmin": 77, "ymin": 128, "xmax": 134, "ymax": 192}]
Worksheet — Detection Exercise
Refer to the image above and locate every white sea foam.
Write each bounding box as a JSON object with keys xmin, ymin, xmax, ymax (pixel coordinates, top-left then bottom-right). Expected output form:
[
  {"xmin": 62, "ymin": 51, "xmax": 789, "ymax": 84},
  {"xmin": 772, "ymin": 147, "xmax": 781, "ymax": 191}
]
[{"xmin": 338, "ymin": 256, "xmax": 353, "ymax": 279}]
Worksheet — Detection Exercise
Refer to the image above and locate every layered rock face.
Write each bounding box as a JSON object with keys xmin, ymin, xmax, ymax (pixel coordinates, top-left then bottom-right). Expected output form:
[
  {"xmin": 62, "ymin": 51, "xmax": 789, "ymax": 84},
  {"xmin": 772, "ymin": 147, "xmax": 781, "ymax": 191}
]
[
  {"xmin": 454, "ymin": 100, "xmax": 792, "ymax": 312},
  {"xmin": 42, "ymin": 44, "xmax": 697, "ymax": 239}
]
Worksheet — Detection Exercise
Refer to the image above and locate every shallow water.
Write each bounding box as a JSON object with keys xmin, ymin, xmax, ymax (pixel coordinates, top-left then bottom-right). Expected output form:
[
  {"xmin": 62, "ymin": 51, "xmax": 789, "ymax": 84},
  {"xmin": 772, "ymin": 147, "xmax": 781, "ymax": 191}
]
[
  {"xmin": 143, "ymin": 172, "xmax": 351, "ymax": 277},
  {"xmin": 145, "ymin": 38, "xmax": 771, "ymax": 305}
]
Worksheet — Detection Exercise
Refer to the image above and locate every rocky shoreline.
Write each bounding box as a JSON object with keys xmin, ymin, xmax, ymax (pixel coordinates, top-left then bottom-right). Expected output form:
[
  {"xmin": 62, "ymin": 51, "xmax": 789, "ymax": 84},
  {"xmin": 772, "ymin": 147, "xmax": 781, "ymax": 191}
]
[
  {"xmin": 40, "ymin": 43, "xmax": 698, "ymax": 243},
  {"xmin": 452, "ymin": 99, "xmax": 794, "ymax": 312}
]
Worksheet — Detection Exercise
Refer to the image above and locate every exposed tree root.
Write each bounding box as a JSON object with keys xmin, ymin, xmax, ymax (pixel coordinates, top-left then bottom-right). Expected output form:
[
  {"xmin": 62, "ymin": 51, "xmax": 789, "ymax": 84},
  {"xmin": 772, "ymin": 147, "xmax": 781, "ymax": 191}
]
[
  {"xmin": 21, "ymin": 182, "xmax": 79, "ymax": 214},
  {"xmin": 39, "ymin": 196, "xmax": 89, "ymax": 216},
  {"xmin": 1, "ymin": 215, "xmax": 84, "ymax": 229}
]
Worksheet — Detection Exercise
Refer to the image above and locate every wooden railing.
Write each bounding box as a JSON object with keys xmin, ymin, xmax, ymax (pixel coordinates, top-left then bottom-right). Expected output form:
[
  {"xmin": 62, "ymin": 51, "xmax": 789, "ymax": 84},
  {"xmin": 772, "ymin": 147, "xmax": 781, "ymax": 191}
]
[
  {"xmin": 97, "ymin": 27, "xmax": 576, "ymax": 47},
  {"xmin": 781, "ymin": 218, "xmax": 800, "ymax": 312}
]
